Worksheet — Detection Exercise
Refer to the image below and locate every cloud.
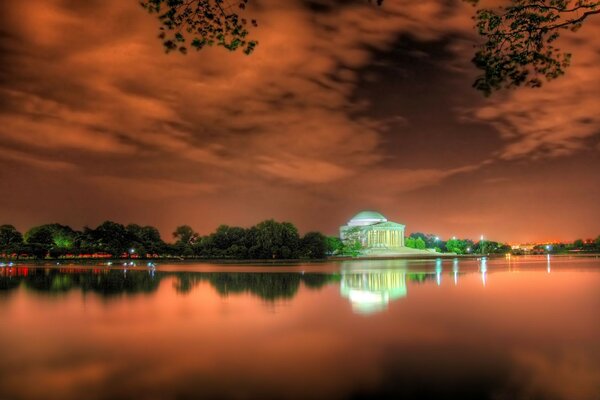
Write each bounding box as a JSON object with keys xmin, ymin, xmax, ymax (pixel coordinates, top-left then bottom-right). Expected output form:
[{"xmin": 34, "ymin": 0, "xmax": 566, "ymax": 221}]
[
  {"xmin": 0, "ymin": 0, "xmax": 479, "ymax": 187},
  {"xmin": 0, "ymin": 0, "xmax": 598, "ymax": 239},
  {"xmin": 469, "ymin": 21, "xmax": 600, "ymax": 160}
]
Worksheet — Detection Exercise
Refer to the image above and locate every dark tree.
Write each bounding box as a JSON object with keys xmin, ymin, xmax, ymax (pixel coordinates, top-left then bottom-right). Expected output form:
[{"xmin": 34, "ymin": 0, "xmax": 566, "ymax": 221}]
[
  {"xmin": 173, "ymin": 225, "xmax": 199, "ymax": 245},
  {"xmin": 0, "ymin": 225, "xmax": 23, "ymax": 248},
  {"xmin": 300, "ymin": 231, "xmax": 328, "ymax": 259},
  {"xmin": 92, "ymin": 221, "xmax": 131, "ymax": 257},
  {"xmin": 0, "ymin": 225, "xmax": 23, "ymax": 257},
  {"xmin": 126, "ymin": 224, "xmax": 166, "ymax": 255},
  {"xmin": 472, "ymin": 0, "xmax": 600, "ymax": 94},
  {"xmin": 249, "ymin": 220, "xmax": 300, "ymax": 259},
  {"xmin": 25, "ymin": 225, "xmax": 55, "ymax": 246}
]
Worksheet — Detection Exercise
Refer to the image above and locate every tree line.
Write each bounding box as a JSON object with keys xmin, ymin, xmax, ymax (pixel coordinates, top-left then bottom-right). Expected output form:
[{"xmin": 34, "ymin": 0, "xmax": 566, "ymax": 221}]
[
  {"xmin": 2, "ymin": 221, "xmax": 598, "ymax": 259},
  {"xmin": 0, "ymin": 220, "xmax": 329, "ymax": 260}
]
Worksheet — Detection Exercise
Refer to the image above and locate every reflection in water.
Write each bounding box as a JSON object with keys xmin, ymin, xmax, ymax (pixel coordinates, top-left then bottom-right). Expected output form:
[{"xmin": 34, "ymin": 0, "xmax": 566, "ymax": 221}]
[
  {"xmin": 340, "ymin": 270, "xmax": 407, "ymax": 314},
  {"xmin": 0, "ymin": 267, "xmax": 336, "ymax": 302},
  {"xmin": 480, "ymin": 257, "xmax": 488, "ymax": 286},
  {"xmin": 453, "ymin": 258, "xmax": 459, "ymax": 285},
  {"xmin": 0, "ymin": 266, "xmax": 446, "ymax": 314},
  {"xmin": 0, "ymin": 259, "xmax": 598, "ymax": 400},
  {"xmin": 338, "ymin": 261, "xmax": 441, "ymax": 314}
]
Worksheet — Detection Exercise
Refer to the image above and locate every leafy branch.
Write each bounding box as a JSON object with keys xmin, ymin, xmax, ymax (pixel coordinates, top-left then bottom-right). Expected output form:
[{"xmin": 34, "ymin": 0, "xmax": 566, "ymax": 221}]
[
  {"xmin": 140, "ymin": 0, "xmax": 258, "ymax": 54},
  {"xmin": 471, "ymin": 0, "xmax": 600, "ymax": 95}
]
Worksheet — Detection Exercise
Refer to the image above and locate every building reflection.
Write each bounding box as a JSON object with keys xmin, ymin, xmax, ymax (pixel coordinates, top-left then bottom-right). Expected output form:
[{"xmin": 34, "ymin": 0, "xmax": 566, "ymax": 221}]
[
  {"xmin": 480, "ymin": 257, "xmax": 487, "ymax": 286},
  {"xmin": 340, "ymin": 269, "xmax": 408, "ymax": 315}
]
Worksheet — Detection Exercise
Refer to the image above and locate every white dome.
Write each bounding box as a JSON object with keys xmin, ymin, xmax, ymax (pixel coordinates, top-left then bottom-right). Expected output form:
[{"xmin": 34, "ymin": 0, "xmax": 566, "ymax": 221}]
[{"xmin": 347, "ymin": 211, "xmax": 387, "ymax": 227}]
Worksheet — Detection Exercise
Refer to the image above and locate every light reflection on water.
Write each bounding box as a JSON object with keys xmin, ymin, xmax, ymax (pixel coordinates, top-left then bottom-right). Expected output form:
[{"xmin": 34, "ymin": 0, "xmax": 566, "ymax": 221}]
[{"xmin": 0, "ymin": 256, "xmax": 599, "ymax": 400}]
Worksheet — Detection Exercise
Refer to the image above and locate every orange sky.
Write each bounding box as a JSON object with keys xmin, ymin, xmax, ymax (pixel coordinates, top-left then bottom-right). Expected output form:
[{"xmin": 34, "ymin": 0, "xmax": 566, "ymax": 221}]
[{"xmin": 0, "ymin": 0, "xmax": 599, "ymax": 242}]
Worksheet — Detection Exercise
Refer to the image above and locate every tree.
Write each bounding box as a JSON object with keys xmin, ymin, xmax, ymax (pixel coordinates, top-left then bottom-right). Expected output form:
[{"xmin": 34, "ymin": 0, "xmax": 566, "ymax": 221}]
[
  {"xmin": 414, "ymin": 237, "xmax": 426, "ymax": 250},
  {"xmin": 173, "ymin": 225, "xmax": 199, "ymax": 245},
  {"xmin": 0, "ymin": 225, "xmax": 23, "ymax": 247},
  {"xmin": 0, "ymin": 225, "xmax": 23, "ymax": 257},
  {"xmin": 573, "ymin": 238, "xmax": 584, "ymax": 249},
  {"xmin": 91, "ymin": 221, "xmax": 131, "ymax": 257},
  {"xmin": 446, "ymin": 238, "xmax": 469, "ymax": 254},
  {"xmin": 300, "ymin": 232, "xmax": 328, "ymax": 259},
  {"xmin": 143, "ymin": 0, "xmax": 599, "ymax": 94},
  {"xmin": 409, "ymin": 232, "xmax": 439, "ymax": 248},
  {"xmin": 340, "ymin": 226, "xmax": 363, "ymax": 256},
  {"xmin": 127, "ymin": 224, "xmax": 166, "ymax": 256},
  {"xmin": 326, "ymin": 236, "xmax": 344, "ymax": 255},
  {"xmin": 25, "ymin": 225, "xmax": 55, "ymax": 246},
  {"xmin": 472, "ymin": 0, "xmax": 600, "ymax": 95},
  {"xmin": 249, "ymin": 220, "xmax": 300, "ymax": 259}
]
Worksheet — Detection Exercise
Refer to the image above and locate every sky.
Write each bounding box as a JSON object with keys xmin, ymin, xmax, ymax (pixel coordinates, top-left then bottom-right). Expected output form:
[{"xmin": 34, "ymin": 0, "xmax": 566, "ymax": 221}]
[{"xmin": 0, "ymin": 0, "xmax": 599, "ymax": 243}]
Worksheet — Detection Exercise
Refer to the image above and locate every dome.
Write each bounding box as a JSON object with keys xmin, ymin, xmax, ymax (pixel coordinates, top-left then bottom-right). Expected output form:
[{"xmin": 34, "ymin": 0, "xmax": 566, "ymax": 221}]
[{"xmin": 347, "ymin": 210, "xmax": 387, "ymax": 227}]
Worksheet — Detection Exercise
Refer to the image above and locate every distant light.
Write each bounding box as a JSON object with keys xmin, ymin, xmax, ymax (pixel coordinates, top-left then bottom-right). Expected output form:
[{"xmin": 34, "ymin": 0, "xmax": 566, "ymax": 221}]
[
  {"xmin": 452, "ymin": 236, "xmax": 456, "ymax": 240},
  {"xmin": 435, "ymin": 236, "xmax": 440, "ymax": 241},
  {"xmin": 480, "ymin": 235, "xmax": 484, "ymax": 241},
  {"xmin": 129, "ymin": 248, "xmax": 135, "ymax": 254},
  {"xmin": 467, "ymin": 247, "xmax": 471, "ymax": 252},
  {"xmin": 545, "ymin": 245, "xmax": 552, "ymax": 251}
]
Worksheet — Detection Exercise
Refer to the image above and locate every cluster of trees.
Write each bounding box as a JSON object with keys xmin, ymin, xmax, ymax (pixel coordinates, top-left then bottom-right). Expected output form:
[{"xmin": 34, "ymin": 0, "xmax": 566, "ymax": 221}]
[
  {"xmin": 0, "ymin": 222, "xmax": 166, "ymax": 259},
  {"xmin": 406, "ymin": 233, "xmax": 513, "ymax": 255},
  {"xmin": 172, "ymin": 220, "xmax": 328, "ymax": 259},
  {"xmin": 0, "ymin": 220, "xmax": 329, "ymax": 260},
  {"xmin": 528, "ymin": 237, "xmax": 600, "ymax": 254}
]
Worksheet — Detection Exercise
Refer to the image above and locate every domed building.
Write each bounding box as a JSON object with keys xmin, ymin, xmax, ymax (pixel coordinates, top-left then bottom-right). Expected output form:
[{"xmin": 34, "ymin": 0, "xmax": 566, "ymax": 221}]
[{"xmin": 340, "ymin": 211, "xmax": 405, "ymax": 249}]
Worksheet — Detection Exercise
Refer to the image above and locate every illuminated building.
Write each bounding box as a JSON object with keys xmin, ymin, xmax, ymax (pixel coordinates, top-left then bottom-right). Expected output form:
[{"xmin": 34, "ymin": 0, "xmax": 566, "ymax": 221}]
[{"xmin": 340, "ymin": 211, "xmax": 406, "ymax": 249}]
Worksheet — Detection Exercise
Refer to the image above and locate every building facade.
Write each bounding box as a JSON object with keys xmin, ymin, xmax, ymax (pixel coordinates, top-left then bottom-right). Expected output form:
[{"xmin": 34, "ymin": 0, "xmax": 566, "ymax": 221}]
[{"xmin": 340, "ymin": 211, "xmax": 405, "ymax": 249}]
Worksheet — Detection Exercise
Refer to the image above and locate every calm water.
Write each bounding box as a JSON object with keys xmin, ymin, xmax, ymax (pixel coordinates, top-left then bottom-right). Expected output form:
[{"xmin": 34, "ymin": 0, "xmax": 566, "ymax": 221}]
[{"xmin": 0, "ymin": 256, "xmax": 599, "ymax": 400}]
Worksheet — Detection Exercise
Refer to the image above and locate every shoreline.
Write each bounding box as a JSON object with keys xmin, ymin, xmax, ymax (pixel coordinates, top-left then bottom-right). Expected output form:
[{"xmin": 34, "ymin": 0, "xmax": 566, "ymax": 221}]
[{"xmin": 2, "ymin": 253, "xmax": 599, "ymax": 267}]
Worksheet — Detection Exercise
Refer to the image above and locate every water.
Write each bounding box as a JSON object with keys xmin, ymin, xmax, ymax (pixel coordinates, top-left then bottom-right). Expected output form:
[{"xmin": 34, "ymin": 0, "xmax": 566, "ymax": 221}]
[{"xmin": 0, "ymin": 256, "xmax": 599, "ymax": 400}]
